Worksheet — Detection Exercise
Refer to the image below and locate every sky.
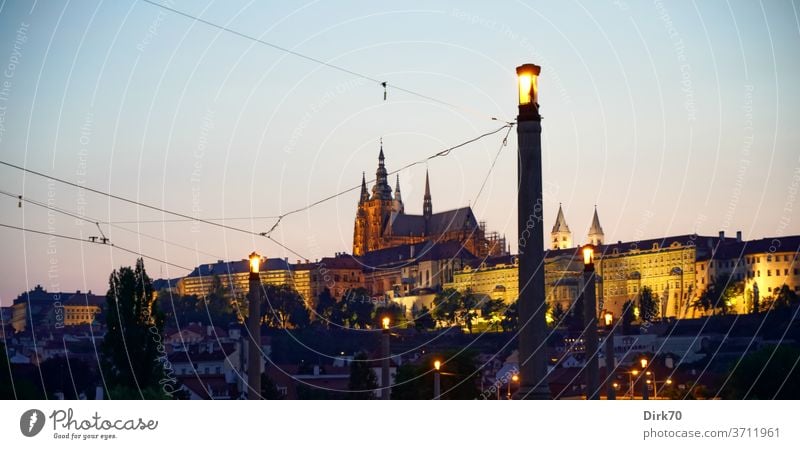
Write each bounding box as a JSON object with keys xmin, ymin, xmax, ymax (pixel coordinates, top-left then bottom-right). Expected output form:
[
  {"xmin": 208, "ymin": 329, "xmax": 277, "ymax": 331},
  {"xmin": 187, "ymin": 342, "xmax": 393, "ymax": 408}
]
[{"xmin": 0, "ymin": 0, "xmax": 799, "ymax": 303}]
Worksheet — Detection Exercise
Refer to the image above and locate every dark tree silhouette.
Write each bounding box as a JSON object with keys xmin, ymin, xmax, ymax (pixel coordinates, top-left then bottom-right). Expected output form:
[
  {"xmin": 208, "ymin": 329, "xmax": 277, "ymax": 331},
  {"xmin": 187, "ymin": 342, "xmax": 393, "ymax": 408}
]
[
  {"xmin": 347, "ymin": 352, "xmax": 377, "ymax": 399},
  {"xmin": 101, "ymin": 258, "xmax": 169, "ymax": 399}
]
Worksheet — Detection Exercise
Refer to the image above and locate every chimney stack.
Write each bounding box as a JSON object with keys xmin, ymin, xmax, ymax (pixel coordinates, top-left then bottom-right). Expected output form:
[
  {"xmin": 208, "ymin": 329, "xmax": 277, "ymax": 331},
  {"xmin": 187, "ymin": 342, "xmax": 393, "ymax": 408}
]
[
  {"xmin": 719, "ymin": 231, "xmax": 725, "ymax": 240},
  {"xmin": 736, "ymin": 231, "xmax": 742, "ymax": 242}
]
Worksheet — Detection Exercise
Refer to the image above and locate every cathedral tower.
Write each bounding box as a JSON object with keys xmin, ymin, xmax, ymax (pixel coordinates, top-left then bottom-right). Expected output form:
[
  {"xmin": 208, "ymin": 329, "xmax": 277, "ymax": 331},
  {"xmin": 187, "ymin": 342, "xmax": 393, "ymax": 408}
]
[
  {"xmin": 551, "ymin": 203, "xmax": 572, "ymax": 250},
  {"xmin": 587, "ymin": 205, "xmax": 604, "ymax": 246}
]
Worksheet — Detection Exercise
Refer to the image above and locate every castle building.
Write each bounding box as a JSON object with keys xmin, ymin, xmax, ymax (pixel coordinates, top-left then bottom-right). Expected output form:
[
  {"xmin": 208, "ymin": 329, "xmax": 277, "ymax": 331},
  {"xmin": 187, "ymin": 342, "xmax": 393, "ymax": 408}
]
[{"xmin": 352, "ymin": 145, "xmax": 506, "ymax": 258}]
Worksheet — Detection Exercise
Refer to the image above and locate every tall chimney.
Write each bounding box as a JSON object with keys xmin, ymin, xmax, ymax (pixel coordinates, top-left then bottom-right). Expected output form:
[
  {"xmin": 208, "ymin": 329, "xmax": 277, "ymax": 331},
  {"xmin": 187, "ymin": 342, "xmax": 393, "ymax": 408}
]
[{"xmin": 736, "ymin": 231, "xmax": 742, "ymax": 242}]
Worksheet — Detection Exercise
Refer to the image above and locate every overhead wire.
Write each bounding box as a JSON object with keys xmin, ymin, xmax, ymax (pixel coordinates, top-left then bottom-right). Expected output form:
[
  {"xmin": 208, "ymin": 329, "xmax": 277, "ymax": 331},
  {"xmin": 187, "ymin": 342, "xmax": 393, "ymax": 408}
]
[{"xmin": 138, "ymin": 0, "xmax": 513, "ymax": 125}]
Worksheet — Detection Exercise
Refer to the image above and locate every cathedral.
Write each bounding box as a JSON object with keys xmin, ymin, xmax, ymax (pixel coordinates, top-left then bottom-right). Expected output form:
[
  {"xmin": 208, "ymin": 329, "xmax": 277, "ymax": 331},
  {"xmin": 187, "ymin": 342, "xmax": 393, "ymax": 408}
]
[{"xmin": 352, "ymin": 145, "xmax": 507, "ymax": 258}]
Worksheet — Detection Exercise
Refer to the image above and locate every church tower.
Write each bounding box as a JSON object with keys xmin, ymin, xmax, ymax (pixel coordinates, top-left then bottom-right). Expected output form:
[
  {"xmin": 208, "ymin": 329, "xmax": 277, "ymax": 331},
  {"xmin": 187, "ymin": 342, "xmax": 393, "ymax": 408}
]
[
  {"xmin": 551, "ymin": 203, "xmax": 572, "ymax": 250},
  {"xmin": 353, "ymin": 142, "xmax": 395, "ymax": 256},
  {"xmin": 587, "ymin": 205, "xmax": 604, "ymax": 246},
  {"xmin": 423, "ymin": 169, "xmax": 432, "ymax": 219},
  {"xmin": 393, "ymin": 174, "xmax": 404, "ymax": 214}
]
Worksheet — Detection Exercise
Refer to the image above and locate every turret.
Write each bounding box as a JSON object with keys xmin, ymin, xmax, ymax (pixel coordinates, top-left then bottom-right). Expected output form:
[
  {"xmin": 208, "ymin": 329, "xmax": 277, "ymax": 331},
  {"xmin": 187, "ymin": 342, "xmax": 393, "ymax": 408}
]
[{"xmin": 550, "ymin": 203, "xmax": 572, "ymax": 250}]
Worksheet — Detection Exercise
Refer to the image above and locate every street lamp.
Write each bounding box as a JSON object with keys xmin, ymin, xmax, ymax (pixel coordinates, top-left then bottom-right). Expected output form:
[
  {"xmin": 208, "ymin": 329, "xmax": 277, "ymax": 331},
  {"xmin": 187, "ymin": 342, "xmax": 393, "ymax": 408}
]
[
  {"xmin": 433, "ymin": 360, "xmax": 442, "ymax": 400},
  {"xmin": 381, "ymin": 316, "xmax": 391, "ymax": 400},
  {"xmin": 514, "ymin": 62, "xmax": 548, "ymax": 400},
  {"xmin": 247, "ymin": 251, "xmax": 261, "ymax": 400},
  {"xmin": 581, "ymin": 244, "xmax": 599, "ymax": 400},
  {"xmin": 508, "ymin": 373, "xmax": 520, "ymax": 399},
  {"xmin": 603, "ymin": 311, "xmax": 616, "ymax": 400},
  {"xmin": 640, "ymin": 358, "xmax": 649, "ymax": 400},
  {"xmin": 629, "ymin": 370, "xmax": 639, "ymax": 399}
]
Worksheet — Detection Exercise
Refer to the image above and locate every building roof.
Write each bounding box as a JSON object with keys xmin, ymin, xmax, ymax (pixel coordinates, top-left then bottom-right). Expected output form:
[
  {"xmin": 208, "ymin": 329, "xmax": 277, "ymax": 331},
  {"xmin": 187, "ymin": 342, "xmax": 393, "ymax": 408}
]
[
  {"xmin": 388, "ymin": 206, "xmax": 478, "ymax": 237},
  {"xmin": 360, "ymin": 240, "xmax": 476, "ymax": 269},
  {"xmin": 552, "ymin": 204, "xmax": 570, "ymax": 233},
  {"xmin": 63, "ymin": 292, "xmax": 105, "ymax": 307},
  {"xmin": 185, "ymin": 258, "xmax": 292, "ymax": 278},
  {"xmin": 588, "ymin": 206, "xmax": 603, "ymax": 235}
]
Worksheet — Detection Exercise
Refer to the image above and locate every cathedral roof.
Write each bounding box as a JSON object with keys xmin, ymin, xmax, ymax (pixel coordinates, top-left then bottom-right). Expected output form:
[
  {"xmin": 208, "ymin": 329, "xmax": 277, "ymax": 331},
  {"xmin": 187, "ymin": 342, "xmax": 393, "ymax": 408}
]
[
  {"xmin": 359, "ymin": 240, "xmax": 476, "ymax": 269},
  {"xmin": 388, "ymin": 207, "xmax": 478, "ymax": 237},
  {"xmin": 552, "ymin": 204, "xmax": 570, "ymax": 233}
]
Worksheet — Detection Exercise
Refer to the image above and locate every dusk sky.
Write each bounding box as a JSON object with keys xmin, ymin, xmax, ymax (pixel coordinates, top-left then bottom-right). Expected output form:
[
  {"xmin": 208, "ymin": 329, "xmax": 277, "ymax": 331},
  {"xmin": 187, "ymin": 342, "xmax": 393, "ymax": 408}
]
[{"xmin": 0, "ymin": 0, "xmax": 798, "ymax": 303}]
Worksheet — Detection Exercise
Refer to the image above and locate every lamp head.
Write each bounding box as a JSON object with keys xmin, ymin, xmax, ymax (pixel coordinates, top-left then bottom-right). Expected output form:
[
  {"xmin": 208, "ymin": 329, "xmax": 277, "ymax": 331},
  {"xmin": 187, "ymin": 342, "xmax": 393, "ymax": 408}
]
[
  {"xmin": 382, "ymin": 316, "xmax": 390, "ymax": 330},
  {"xmin": 516, "ymin": 63, "xmax": 541, "ymax": 119},
  {"xmin": 434, "ymin": 360, "xmax": 441, "ymax": 371},
  {"xmin": 640, "ymin": 358, "xmax": 648, "ymax": 369},
  {"xmin": 582, "ymin": 244, "xmax": 595, "ymax": 271},
  {"xmin": 603, "ymin": 311, "xmax": 613, "ymax": 328},
  {"xmin": 249, "ymin": 251, "xmax": 261, "ymax": 274}
]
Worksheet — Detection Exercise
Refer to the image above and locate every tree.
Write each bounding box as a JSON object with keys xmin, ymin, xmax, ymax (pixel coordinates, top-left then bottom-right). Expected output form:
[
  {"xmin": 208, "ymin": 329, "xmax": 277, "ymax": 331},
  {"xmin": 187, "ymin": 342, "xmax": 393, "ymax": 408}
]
[
  {"xmin": 340, "ymin": 288, "xmax": 374, "ymax": 329},
  {"xmin": 0, "ymin": 342, "xmax": 14, "ymax": 399},
  {"xmin": 481, "ymin": 298, "xmax": 506, "ymax": 330},
  {"xmin": 413, "ymin": 306, "xmax": 436, "ymax": 331},
  {"xmin": 721, "ymin": 345, "xmax": 800, "ymax": 399},
  {"xmin": 314, "ymin": 288, "xmax": 342, "ymax": 328},
  {"xmin": 621, "ymin": 300, "xmax": 635, "ymax": 335},
  {"xmin": 772, "ymin": 284, "xmax": 799, "ymax": 309},
  {"xmin": 40, "ymin": 356, "xmax": 95, "ymax": 399},
  {"xmin": 432, "ymin": 288, "xmax": 462, "ymax": 327},
  {"xmin": 261, "ymin": 372, "xmax": 283, "ymax": 399},
  {"xmin": 348, "ymin": 352, "xmax": 377, "ymax": 399},
  {"xmin": 639, "ymin": 286, "xmax": 659, "ymax": 322},
  {"xmin": 550, "ymin": 302, "xmax": 566, "ymax": 326},
  {"xmin": 501, "ymin": 301, "xmax": 519, "ymax": 332},
  {"xmin": 458, "ymin": 293, "xmax": 479, "ymax": 333},
  {"xmin": 373, "ymin": 302, "xmax": 405, "ymax": 329},
  {"xmin": 101, "ymin": 258, "xmax": 169, "ymax": 399},
  {"xmin": 262, "ymin": 284, "xmax": 310, "ymax": 329}
]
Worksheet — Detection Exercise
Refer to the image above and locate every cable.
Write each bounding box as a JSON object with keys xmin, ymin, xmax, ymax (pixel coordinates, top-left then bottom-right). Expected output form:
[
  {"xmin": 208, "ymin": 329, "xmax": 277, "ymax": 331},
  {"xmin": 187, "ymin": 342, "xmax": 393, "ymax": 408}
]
[
  {"xmin": 472, "ymin": 123, "xmax": 513, "ymax": 205},
  {"xmin": 264, "ymin": 123, "xmax": 514, "ymax": 235},
  {"xmin": 0, "ymin": 222, "xmax": 194, "ymax": 272},
  {"xmin": 0, "ymin": 159, "xmax": 308, "ymax": 260},
  {"xmin": 139, "ymin": 0, "xmax": 513, "ymax": 125},
  {"xmin": 1, "ymin": 189, "xmax": 231, "ymax": 262}
]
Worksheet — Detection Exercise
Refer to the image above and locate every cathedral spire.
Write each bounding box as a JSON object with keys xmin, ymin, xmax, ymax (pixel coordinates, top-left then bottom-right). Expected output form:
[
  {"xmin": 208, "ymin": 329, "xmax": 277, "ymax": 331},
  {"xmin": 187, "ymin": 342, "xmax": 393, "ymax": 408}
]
[
  {"xmin": 423, "ymin": 169, "xmax": 432, "ymax": 218},
  {"xmin": 550, "ymin": 203, "xmax": 573, "ymax": 250},
  {"xmin": 371, "ymin": 139, "xmax": 392, "ymax": 200},
  {"xmin": 393, "ymin": 174, "xmax": 404, "ymax": 214},
  {"xmin": 359, "ymin": 172, "xmax": 369, "ymax": 203},
  {"xmin": 588, "ymin": 205, "xmax": 605, "ymax": 245}
]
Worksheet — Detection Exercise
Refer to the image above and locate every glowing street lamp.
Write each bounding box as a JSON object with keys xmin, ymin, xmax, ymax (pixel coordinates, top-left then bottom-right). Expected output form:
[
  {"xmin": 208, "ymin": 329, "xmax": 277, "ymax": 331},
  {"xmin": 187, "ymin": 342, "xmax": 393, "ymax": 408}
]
[
  {"xmin": 640, "ymin": 357, "xmax": 648, "ymax": 369},
  {"xmin": 581, "ymin": 243, "xmax": 599, "ymax": 399},
  {"xmin": 249, "ymin": 251, "xmax": 261, "ymax": 274},
  {"xmin": 246, "ymin": 251, "xmax": 262, "ymax": 399},
  {"xmin": 516, "ymin": 63, "xmax": 540, "ymax": 107},
  {"xmin": 433, "ymin": 360, "xmax": 442, "ymax": 400},
  {"xmin": 604, "ymin": 312, "xmax": 614, "ymax": 328},
  {"xmin": 514, "ymin": 63, "xmax": 549, "ymax": 400},
  {"xmin": 641, "ymin": 358, "xmax": 650, "ymax": 400},
  {"xmin": 603, "ymin": 310, "xmax": 616, "ymax": 400},
  {"xmin": 381, "ymin": 317, "xmax": 391, "ymax": 400}
]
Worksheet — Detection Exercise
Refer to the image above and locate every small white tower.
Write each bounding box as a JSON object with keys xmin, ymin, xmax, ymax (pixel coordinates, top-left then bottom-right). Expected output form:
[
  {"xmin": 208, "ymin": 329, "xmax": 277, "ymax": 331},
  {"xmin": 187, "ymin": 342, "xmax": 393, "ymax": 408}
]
[
  {"xmin": 587, "ymin": 205, "xmax": 604, "ymax": 246},
  {"xmin": 551, "ymin": 203, "xmax": 572, "ymax": 250}
]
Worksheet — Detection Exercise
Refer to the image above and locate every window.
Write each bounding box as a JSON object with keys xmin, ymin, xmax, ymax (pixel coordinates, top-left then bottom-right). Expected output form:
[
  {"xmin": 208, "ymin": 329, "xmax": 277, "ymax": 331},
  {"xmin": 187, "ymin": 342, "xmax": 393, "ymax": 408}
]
[
  {"xmin": 767, "ymin": 255, "xmax": 772, "ymax": 262},
  {"xmin": 785, "ymin": 255, "xmax": 790, "ymax": 262},
  {"xmin": 767, "ymin": 270, "xmax": 771, "ymax": 276},
  {"xmin": 795, "ymin": 269, "xmax": 799, "ymax": 275},
  {"xmin": 785, "ymin": 269, "xmax": 789, "ymax": 276}
]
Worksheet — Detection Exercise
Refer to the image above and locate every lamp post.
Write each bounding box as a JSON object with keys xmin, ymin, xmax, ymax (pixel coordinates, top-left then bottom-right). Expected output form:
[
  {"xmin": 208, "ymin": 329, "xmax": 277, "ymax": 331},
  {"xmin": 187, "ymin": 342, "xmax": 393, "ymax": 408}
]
[
  {"xmin": 629, "ymin": 369, "xmax": 638, "ymax": 399},
  {"xmin": 433, "ymin": 360, "xmax": 441, "ymax": 400},
  {"xmin": 247, "ymin": 251, "xmax": 262, "ymax": 400},
  {"xmin": 508, "ymin": 373, "xmax": 519, "ymax": 399},
  {"xmin": 381, "ymin": 316, "xmax": 391, "ymax": 400},
  {"xmin": 514, "ymin": 63, "xmax": 549, "ymax": 400},
  {"xmin": 603, "ymin": 311, "xmax": 616, "ymax": 400},
  {"xmin": 640, "ymin": 357, "xmax": 649, "ymax": 400},
  {"xmin": 582, "ymin": 244, "xmax": 600, "ymax": 400}
]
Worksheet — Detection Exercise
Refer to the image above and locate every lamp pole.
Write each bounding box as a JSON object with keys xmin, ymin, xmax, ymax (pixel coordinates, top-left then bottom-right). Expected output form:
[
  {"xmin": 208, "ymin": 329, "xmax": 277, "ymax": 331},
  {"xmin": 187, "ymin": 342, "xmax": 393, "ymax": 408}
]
[
  {"xmin": 582, "ymin": 245, "xmax": 599, "ymax": 400},
  {"xmin": 603, "ymin": 312, "xmax": 616, "ymax": 400},
  {"xmin": 641, "ymin": 358, "xmax": 649, "ymax": 400},
  {"xmin": 514, "ymin": 63, "xmax": 550, "ymax": 400},
  {"xmin": 381, "ymin": 317, "xmax": 391, "ymax": 400},
  {"xmin": 247, "ymin": 252, "xmax": 262, "ymax": 400},
  {"xmin": 433, "ymin": 360, "xmax": 441, "ymax": 400}
]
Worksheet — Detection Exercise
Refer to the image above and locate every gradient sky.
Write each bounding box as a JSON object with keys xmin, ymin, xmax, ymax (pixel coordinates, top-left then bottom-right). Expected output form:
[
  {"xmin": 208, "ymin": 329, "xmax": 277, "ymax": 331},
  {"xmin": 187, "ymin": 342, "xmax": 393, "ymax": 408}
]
[{"xmin": 0, "ymin": 0, "xmax": 799, "ymax": 303}]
